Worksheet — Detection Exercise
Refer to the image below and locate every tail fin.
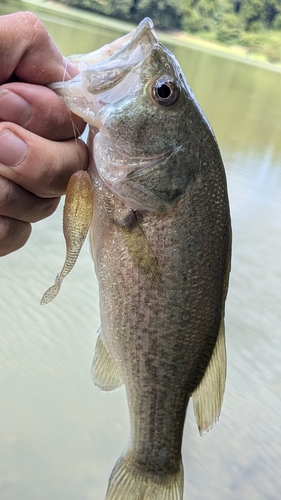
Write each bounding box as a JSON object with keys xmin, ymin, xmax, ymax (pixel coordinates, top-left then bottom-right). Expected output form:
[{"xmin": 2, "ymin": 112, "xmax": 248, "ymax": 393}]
[{"xmin": 106, "ymin": 453, "xmax": 183, "ymax": 500}]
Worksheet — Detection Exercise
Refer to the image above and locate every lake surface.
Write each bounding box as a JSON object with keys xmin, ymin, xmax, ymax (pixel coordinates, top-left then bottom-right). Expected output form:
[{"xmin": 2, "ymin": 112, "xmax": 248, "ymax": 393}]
[{"xmin": 1, "ymin": 3, "xmax": 281, "ymax": 499}]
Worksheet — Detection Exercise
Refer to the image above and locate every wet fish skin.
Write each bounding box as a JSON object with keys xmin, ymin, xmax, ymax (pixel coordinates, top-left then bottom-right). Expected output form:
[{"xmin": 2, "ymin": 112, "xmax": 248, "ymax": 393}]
[
  {"xmin": 49, "ymin": 18, "xmax": 231, "ymax": 500},
  {"xmin": 89, "ymin": 129, "xmax": 230, "ymax": 499}
]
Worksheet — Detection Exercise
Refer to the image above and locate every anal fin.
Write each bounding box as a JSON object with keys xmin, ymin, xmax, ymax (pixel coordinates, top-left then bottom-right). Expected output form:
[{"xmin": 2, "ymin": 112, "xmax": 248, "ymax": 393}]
[
  {"xmin": 192, "ymin": 318, "xmax": 226, "ymax": 435},
  {"xmin": 91, "ymin": 330, "xmax": 123, "ymax": 392}
]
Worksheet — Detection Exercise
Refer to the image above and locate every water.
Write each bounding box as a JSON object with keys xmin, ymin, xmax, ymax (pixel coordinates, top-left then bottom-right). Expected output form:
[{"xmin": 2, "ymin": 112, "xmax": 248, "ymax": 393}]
[{"xmin": 1, "ymin": 3, "xmax": 281, "ymax": 499}]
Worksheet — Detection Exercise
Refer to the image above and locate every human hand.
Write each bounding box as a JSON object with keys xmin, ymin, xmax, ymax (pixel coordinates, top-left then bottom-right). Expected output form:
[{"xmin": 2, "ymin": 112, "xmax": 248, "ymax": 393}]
[{"xmin": 0, "ymin": 11, "xmax": 88, "ymax": 256}]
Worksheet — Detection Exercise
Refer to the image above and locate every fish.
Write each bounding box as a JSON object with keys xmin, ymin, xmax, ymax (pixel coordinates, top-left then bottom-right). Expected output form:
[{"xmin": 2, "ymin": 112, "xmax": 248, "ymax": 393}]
[{"xmin": 42, "ymin": 18, "xmax": 231, "ymax": 500}]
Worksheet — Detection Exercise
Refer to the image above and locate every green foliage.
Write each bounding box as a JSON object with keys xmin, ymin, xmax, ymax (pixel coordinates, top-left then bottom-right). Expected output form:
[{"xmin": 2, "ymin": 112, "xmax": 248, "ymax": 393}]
[
  {"xmin": 55, "ymin": 0, "xmax": 281, "ymax": 63},
  {"xmin": 56, "ymin": 0, "xmax": 184, "ymax": 28},
  {"xmin": 239, "ymin": 30, "xmax": 265, "ymax": 51},
  {"xmin": 105, "ymin": 0, "xmax": 134, "ymax": 19},
  {"xmin": 239, "ymin": 0, "xmax": 281, "ymax": 29},
  {"xmin": 273, "ymin": 12, "xmax": 281, "ymax": 27},
  {"xmin": 262, "ymin": 31, "xmax": 281, "ymax": 61},
  {"xmin": 134, "ymin": 0, "xmax": 185, "ymax": 29},
  {"xmin": 182, "ymin": 9, "xmax": 203, "ymax": 33},
  {"xmin": 239, "ymin": 29, "xmax": 281, "ymax": 62},
  {"xmin": 217, "ymin": 13, "xmax": 242, "ymax": 43},
  {"xmin": 57, "ymin": 0, "xmax": 135, "ymax": 19},
  {"xmin": 181, "ymin": 0, "xmax": 281, "ymax": 33},
  {"xmin": 182, "ymin": 0, "xmax": 224, "ymax": 33}
]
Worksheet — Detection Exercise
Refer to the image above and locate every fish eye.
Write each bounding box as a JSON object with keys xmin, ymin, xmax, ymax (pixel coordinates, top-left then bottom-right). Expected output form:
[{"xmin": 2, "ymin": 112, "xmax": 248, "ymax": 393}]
[{"xmin": 151, "ymin": 76, "xmax": 179, "ymax": 106}]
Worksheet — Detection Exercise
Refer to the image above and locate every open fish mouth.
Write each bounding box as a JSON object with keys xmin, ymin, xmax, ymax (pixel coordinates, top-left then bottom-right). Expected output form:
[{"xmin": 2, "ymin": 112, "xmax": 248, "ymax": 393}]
[
  {"xmin": 50, "ymin": 18, "xmax": 191, "ymax": 212},
  {"xmin": 49, "ymin": 18, "xmax": 158, "ymax": 126}
]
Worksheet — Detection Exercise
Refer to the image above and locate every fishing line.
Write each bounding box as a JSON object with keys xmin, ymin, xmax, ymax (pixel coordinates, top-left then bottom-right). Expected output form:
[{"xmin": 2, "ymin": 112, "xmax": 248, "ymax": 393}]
[
  {"xmin": 62, "ymin": 56, "xmax": 69, "ymax": 84},
  {"xmin": 62, "ymin": 56, "xmax": 83, "ymax": 145}
]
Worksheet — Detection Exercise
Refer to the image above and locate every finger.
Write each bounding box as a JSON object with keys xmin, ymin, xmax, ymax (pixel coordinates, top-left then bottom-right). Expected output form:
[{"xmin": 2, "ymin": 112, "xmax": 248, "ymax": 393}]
[
  {"xmin": 0, "ymin": 176, "xmax": 60, "ymax": 223},
  {"xmin": 0, "ymin": 216, "xmax": 31, "ymax": 256},
  {"xmin": 0, "ymin": 82, "xmax": 85, "ymax": 140},
  {"xmin": 0, "ymin": 12, "xmax": 74, "ymax": 85},
  {"xmin": 0, "ymin": 123, "xmax": 89, "ymax": 197}
]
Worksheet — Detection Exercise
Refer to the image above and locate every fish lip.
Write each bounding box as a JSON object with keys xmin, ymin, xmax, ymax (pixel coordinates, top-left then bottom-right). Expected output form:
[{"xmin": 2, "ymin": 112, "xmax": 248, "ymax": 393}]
[
  {"xmin": 48, "ymin": 18, "xmax": 159, "ymax": 129},
  {"xmin": 49, "ymin": 17, "xmax": 156, "ymax": 94},
  {"xmin": 48, "ymin": 18, "xmax": 158, "ymax": 128}
]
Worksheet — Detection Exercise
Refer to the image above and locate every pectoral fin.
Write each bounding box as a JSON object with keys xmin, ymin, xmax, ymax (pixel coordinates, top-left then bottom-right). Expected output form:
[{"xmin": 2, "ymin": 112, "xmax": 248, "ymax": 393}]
[
  {"xmin": 192, "ymin": 318, "xmax": 226, "ymax": 435},
  {"xmin": 91, "ymin": 329, "xmax": 123, "ymax": 392},
  {"xmin": 41, "ymin": 170, "xmax": 93, "ymax": 305},
  {"xmin": 114, "ymin": 208, "xmax": 161, "ymax": 284}
]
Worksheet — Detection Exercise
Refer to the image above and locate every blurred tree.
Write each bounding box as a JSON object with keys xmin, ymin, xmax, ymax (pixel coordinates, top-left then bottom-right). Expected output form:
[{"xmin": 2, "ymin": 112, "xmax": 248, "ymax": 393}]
[
  {"xmin": 217, "ymin": 12, "xmax": 242, "ymax": 42},
  {"xmin": 182, "ymin": 0, "xmax": 235, "ymax": 33},
  {"xmin": 262, "ymin": 0, "xmax": 281, "ymax": 25},
  {"xmin": 182, "ymin": 0, "xmax": 217, "ymax": 32},
  {"xmin": 57, "ymin": 0, "xmax": 102, "ymax": 13},
  {"xmin": 133, "ymin": 0, "xmax": 185, "ymax": 29},
  {"xmin": 263, "ymin": 31, "xmax": 281, "ymax": 60},
  {"xmin": 56, "ymin": 0, "xmax": 185, "ymax": 27},
  {"xmin": 273, "ymin": 12, "xmax": 281, "ymax": 27},
  {"xmin": 239, "ymin": 0, "xmax": 281, "ymax": 29},
  {"xmin": 54, "ymin": 0, "xmax": 281, "ymax": 65},
  {"xmin": 57, "ymin": 0, "xmax": 135, "ymax": 18},
  {"xmin": 105, "ymin": 0, "xmax": 135, "ymax": 19}
]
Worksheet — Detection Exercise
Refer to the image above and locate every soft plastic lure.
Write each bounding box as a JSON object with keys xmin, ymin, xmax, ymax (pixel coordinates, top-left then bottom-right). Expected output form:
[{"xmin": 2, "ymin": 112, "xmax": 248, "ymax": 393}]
[{"xmin": 41, "ymin": 170, "xmax": 93, "ymax": 305}]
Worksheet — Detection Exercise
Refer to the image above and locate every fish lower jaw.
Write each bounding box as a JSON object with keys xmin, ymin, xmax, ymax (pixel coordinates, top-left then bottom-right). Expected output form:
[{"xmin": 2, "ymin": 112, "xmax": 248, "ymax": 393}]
[{"xmin": 92, "ymin": 132, "xmax": 173, "ymax": 211}]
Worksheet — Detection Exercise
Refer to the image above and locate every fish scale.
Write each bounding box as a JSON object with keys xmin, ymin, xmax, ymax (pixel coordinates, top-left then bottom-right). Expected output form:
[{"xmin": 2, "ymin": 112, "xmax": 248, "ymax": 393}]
[
  {"xmin": 90, "ymin": 165, "xmax": 228, "ymax": 477},
  {"xmin": 44, "ymin": 17, "xmax": 231, "ymax": 500}
]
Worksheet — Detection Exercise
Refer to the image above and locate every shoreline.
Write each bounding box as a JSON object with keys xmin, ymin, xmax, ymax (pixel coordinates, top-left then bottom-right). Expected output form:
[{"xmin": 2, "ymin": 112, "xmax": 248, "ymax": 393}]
[
  {"xmin": 162, "ymin": 30, "xmax": 281, "ymax": 73},
  {"xmin": 3, "ymin": 0, "xmax": 281, "ymax": 73}
]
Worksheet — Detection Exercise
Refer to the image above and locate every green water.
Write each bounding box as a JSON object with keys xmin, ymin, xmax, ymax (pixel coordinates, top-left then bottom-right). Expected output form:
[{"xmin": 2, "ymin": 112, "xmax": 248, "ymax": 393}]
[{"xmin": 1, "ymin": 2, "xmax": 281, "ymax": 499}]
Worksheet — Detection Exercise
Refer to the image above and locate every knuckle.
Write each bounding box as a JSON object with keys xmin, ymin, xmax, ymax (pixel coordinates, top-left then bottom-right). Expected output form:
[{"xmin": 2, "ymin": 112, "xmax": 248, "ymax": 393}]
[
  {"xmin": 0, "ymin": 176, "xmax": 14, "ymax": 213},
  {"xmin": 0, "ymin": 216, "xmax": 31, "ymax": 256},
  {"xmin": 43, "ymin": 138, "xmax": 89, "ymax": 197},
  {"xmin": 20, "ymin": 11, "xmax": 47, "ymax": 36},
  {"xmin": 0, "ymin": 175, "xmax": 59, "ymax": 223},
  {"xmin": 29, "ymin": 197, "xmax": 60, "ymax": 223}
]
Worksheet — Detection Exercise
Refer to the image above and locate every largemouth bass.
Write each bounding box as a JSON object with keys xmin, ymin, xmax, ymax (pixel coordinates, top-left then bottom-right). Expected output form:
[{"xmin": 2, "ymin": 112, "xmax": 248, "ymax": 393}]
[{"xmin": 42, "ymin": 18, "xmax": 231, "ymax": 500}]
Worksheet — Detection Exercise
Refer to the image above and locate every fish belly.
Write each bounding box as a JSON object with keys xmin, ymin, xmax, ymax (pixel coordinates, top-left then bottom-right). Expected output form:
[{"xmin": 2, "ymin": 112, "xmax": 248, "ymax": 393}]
[{"xmin": 90, "ymin": 160, "xmax": 230, "ymax": 500}]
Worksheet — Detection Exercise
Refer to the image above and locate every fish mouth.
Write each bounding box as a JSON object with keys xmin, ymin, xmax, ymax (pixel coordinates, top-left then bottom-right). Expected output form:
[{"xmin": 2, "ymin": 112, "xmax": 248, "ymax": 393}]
[
  {"xmin": 50, "ymin": 19, "xmax": 179, "ymax": 212},
  {"xmin": 49, "ymin": 18, "xmax": 158, "ymax": 126}
]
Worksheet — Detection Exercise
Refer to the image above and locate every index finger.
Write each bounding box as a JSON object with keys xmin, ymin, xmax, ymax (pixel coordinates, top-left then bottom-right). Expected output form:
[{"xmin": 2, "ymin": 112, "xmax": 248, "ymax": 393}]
[{"xmin": 0, "ymin": 11, "xmax": 75, "ymax": 85}]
